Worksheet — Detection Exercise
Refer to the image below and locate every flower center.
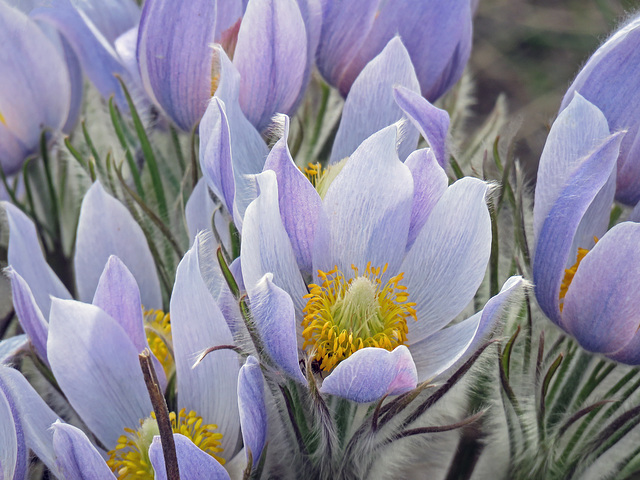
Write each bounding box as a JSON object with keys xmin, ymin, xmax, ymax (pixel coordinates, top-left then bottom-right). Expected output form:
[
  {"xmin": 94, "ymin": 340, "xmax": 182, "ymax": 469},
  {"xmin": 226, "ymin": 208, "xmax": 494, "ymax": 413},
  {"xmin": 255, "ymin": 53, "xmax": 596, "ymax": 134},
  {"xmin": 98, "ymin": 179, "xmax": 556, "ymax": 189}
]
[
  {"xmin": 559, "ymin": 238, "xmax": 598, "ymax": 312},
  {"xmin": 106, "ymin": 408, "xmax": 224, "ymax": 479},
  {"xmin": 302, "ymin": 263, "xmax": 416, "ymax": 372},
  {"xmin": 302, "ymin": 158, "xmax": 348, "ymax": 199},
  {"xmin": 0, "ymin": 111, "xmax": 6, "ymax": 126},
  {"xmin": 143, "ymin": 309, "xmax": 174, "ymax": 377}
]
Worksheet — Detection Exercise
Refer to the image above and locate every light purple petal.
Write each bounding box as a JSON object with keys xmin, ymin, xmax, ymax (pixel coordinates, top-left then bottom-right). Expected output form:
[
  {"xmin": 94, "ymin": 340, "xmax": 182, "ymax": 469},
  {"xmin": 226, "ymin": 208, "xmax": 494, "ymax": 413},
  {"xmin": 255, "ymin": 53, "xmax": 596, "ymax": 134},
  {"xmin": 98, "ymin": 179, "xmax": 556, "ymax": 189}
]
[
  {"xmin": 71, "ymin": 0, "xmax": 139, "ymax": 45},
  {"xmin": 410, "ymin": 276, "xmax": 524, "ymax": 382},
  {"xmin": 214, "ymin": 0, "xmax": 243, "ymax": 39},
  {"xmin": 247, "ymin": 274, "xmax": 305, "ymax": 384},
  {"xmin": 3, "ymin": 202, "xmax": 71, "ymax": 316},
  {"xmin": 319, "ymin": 346, "xmax": 417, "ymax": 403},
  {"xmin": 291, "ymin": 0, "xmax": 322, "ymax": 110},
  {"xmin": 6, "ymin": 268, "xmax": 49, "ymax": 366},
  {"xmin": 393, "ymin": 85, "xmax": 451, "ymax": 168},
  {"xmin": 317, "ymin": 125, "xmax": 413, "ymax": 277},
  {"xmin": 264, "ymin": 116, "xmax": 323, "ymax": 274},
  {"xmin": 199, "ymin": 97, "xmax": 235, "ymax": 214},
  {"xmin": 52, "ymin": 422, "xmax": 116, "ymax": 480},
  {"xmin": 74, "ymin": 182, "xmax": 161, "ymax": 309},
  {"xmin": 0, "ymin": 366, "xmax": 59, "ymax": 476},
  {"xmin": 238, "ymin": 356, "xmax": 267, "ymax": 465},
  {"xmin": 0, "ymin": 335, "xmax": 28, "ymax": 365},
  {"xmin": 0, "ymin": 382, "xmax": 24, "ymax": 480},
  {"xmin": 149, "ymin": 434, "xmax": 230, "ymax": 480},
  {"xmin": 330, "ymin": 37, "xmax": 420, "ymax": 164},
  {"xmin": 404, "ymin": 148, "xmax": 448, "ymax": 249},
  {"xmin": 562, "ymin": 223, "xmax": 640, "ymax": 356},
  {"xmin": 401, "ymin": 178, "xmax": 491, "ymax": 343},
  {"xmin": 171, "ymin": 242, "xmax": 240, "ymax": 454},
  {"xmin": 48, "ymin": 298, "xmax": 152, "ymax": 448},
  {"xmin": 185, "ymin": 178, "xmax": 216, "ymax": 245},
  {"xmin": 240, "ymin": 171, "xmax": 308, "ymax": 313},
  {"xmin": 60, "ymin": 35, "xmax": 83, "ymax": 133},
  {"xmin": 137, "ymin": 0, "xmax": 216, "ymax": 130}
]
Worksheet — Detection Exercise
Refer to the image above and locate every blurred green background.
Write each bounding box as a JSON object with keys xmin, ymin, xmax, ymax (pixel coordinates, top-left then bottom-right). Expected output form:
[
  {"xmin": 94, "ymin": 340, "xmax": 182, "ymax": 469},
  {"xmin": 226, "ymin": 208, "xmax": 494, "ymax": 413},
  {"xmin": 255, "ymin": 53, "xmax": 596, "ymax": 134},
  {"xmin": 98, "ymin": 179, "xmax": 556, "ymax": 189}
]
[{"xmin": 470, "ymin": 0, "xmax": 640, "ymax": 178}]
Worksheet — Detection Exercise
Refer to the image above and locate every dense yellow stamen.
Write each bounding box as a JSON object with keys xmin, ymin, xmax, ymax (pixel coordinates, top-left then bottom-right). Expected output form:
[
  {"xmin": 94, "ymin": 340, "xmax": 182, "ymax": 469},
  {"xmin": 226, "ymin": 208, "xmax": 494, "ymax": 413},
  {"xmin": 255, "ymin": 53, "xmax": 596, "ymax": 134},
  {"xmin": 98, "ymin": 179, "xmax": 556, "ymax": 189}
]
[
  {"xmin": 559, "ymin": 238, "xmax": 598, "ymax": 311},
  {"xmin": 302, "ymin": 262, "xmax": 417, "ymax": 372},
  {"xmin": 107, "ymin": 408, "xmax": 225, "ymax": 479},
  {"xmin": 143, "ymin": 309, "xmax": 173, "ymax": 377},
  {"xmin": 302, "ymin": 162, "xmax": 324, "ymax": 187},
  {"xmin": 0, "ymin": 111, "xmax": 6, "ymax": 126},
  {"xmin": 211, "ymin": 73, "xmax": 220, "ymax": 97}
]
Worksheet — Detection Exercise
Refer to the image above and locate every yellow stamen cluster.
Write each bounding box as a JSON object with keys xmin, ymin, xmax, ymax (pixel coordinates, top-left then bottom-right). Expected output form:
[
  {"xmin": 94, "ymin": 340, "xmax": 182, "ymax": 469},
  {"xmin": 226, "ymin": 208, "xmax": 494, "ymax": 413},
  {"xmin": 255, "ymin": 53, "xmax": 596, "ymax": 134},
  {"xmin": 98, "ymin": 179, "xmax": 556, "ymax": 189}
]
[
  {"xmin": 559, "ymin": 238, "xmax": 598, "ymax": 312},
  {"xmin": 211, "ymin": 73, "xmax": 220, "ymax": 97},
  {"xmin": 0, "ymin": 111, "xmax": 6, "ymax": 126},
  {"xmin": 143, "ymin": 309, "xmax": 173, "ymax": 377},
  {"xmin": 302, "ymin": 162, "xmax": 324, "ymax": 187},
  {"xmin": 302, "ymin": 263, "xmax": 417, "ymax": 372},
  {"xmin": 107, "ymin": 408, "xmax": 224, "ymax": 479}
]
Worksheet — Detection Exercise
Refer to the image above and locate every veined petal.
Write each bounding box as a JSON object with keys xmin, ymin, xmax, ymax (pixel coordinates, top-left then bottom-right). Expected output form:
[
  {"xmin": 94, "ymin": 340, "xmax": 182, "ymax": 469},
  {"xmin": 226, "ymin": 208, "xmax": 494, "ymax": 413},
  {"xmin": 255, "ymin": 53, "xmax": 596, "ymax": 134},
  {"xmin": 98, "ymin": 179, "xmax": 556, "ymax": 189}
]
[
  {"xmin": 185, "ymin": 178, "xmax": 216, "ymax": 246},
  {"xmin": 320, "ymin": 346, "xmax": 417, "ymax": 403},
  {"xmin": 317, "ymin": 125, "xmax": 413, "ymax": 277},
  {"xmin": 74, "ymin": 182, "xmax": 161, "ymax": 309},
  {"xmin": 137, "ymin": 0, "xmax": 216, "ymax": 130},
  {"xmin": 330, "ymin": 37, "xmax": 420, "ymax": 164},
  {"xmin": 149, "ymin": 434, "xmax": 230, "ymax": 480},
  {"xmin": 562, "ymin": 223, "xmax": 640, "ymax": 356},
  {"xmin": 3, "ymin": 202, "xmax": 71, "ymax": 316},
  {"xmin": 69, "ymin": 0, "xmax": 139, "ymax": 45},
  {"xmin": 238, "ymin": 356, "xmax": 267, "ymax": 465},
  {"xmin": 234, "ymin": 0, "xmax": 307, "ymax": 131},
  {"xmin": 171, "ymin": 242, "xmax": 240, "ymax": 455},
  {"xmin": 401, "ymin": 178, "xmax": 491, "ymax": 343},
  {"xmin": 48, "ymin": 298, "xmax": 152, "ymax": 448},
  {"xmin": 214, "ymin": 0, "xmax": 243, "ymax": 39},
  {"xmin": 393, "ymin": 85, "xmax": 450, "ymax": 168},
  {"xmin": 52, "ymin": 422, "xmax": 116, "ymax": 480},
  {"xmin": 0, "ymin": 379, "xmax": 24, "ymax": 480},
  {"xmin": 292, "ymin": 0, "xmax": 322, "ymax": 110},
  {"xmin": 264, "ymin": 116, "xmax": 323, "ymax": 274}
]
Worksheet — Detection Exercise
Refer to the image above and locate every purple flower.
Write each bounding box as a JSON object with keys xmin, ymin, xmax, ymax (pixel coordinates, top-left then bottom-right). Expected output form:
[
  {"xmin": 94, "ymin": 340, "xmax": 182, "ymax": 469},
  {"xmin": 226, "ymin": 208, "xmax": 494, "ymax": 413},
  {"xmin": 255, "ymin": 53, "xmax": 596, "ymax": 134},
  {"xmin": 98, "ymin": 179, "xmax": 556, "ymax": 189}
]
[
  {"xmin": 533, "ymin": 94, "xmax": 640, "ymax": 364},
  {"xmin": 560, "ymin": 14, "xmax": 640, "ymax": 206},
  {"xmin": 316, "ymin": 0, "xmax": 473, "ymax": 101}
]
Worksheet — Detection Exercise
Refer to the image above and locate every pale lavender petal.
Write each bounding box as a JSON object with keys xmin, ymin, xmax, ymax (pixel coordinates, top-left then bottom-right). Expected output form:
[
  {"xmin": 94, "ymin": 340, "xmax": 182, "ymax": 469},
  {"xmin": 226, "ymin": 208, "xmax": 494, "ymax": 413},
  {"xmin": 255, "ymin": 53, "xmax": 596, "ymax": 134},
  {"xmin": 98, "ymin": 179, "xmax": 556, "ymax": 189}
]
[
  {"xmin": 318, "ymin": 125, "xmax": 413, "ymax": 277},
  {"xmin": 238, "ymin": 356, "xmax": 267, "ymax": 464},
  {"xmin": 241, "ymin": 171, "xmax": 308, "ymax": 313},
  {"xmin": 74, "ymin": 182, "xmax": 161, "ymax": 309},
  {"xmin": 52, "ymin": 422, "xmax": 116, "ymax": 480},
  {"xmin": 235, "ymin": 0, "xmax": 307, "ymax": 131},
  {"xmin": 137, "ymin": 0, "xmax": 216, "ymax": 130},
  {"xmin": 0, "ymin": 335, "xmax": 28, "ymax": 365},
  {"xmin": 393, "ymin": 85, "xmax": 450, "ymax": 168},
  {"xmin": 247, "ymin": 274, "xmax": 305, "ymax": 384},
  {"xmin": 264, "ymin": 116, "xmax": 323, "ymax": 274},
  {"xmin": 411, "ymin": 276, "xmax": 524, "ymax": 381},
  {"xmin": 0, "ymin": 366, "xmax": 60, "ymax": 476},
  {"xmin": 330, "ymin": 37, "xmax": 420, "ymax": 164},
  {"xmin": 0, "ymin": 382, "xmax": 24, "ymax": 480},
  {"xmin": 60, "ymin": 35, "xmax": 83, "ymax": 133},
  {"xmin": 3, "ymin": 202, "xmax": 71, "ymax": 316},
  {"xmin": 199, "ymin": 97, "xmax": 235, "ymax": 213},
  {"xmin": 404, "ymin": 148, "xmax": 448, "ymax": 249},
  {"xmin": 562, "ymin": 223, "xmax": 640, "ymax": 356},
  {"xmin": 401, "ymin": 178, "xmax": 491, "ymax": 343},
  {"xmin": 48, "ymin": 298, "xmax": 152, "ymax": 448},
  {"xmin": 292, "ymin": 0, "xmax": 322, "ymax": 110},
  {"xmin": 320, "ymin": 346, "xmax": 417, "ymax": 403},
  {"xmin": 71, "ymin": 0, "xmax": 139, "ymax": 45},
  {"xmin": 629, "ymin": 201, "xmax": 640, "ymax": 223},
  {"xmin": 171, "ymin": 243, "xmax": 240, "ymax": 454},
  {"xmin": 185, "ymin": 178, "xmax": 216, "ymax": 245},
  {"xmin": 149, "ymin": 434, "xmax": 230, "ymax": 480},
  {"xmin": 214, "ymin": 0, "xmax": 243, "ymax": 39},
  {"xmin": 0, "ymin": 126, "xmax": 29, "ymax": 176},
  {"xmin": 6, "ymin": 268, "xmax": 49, "ymax": 366}
]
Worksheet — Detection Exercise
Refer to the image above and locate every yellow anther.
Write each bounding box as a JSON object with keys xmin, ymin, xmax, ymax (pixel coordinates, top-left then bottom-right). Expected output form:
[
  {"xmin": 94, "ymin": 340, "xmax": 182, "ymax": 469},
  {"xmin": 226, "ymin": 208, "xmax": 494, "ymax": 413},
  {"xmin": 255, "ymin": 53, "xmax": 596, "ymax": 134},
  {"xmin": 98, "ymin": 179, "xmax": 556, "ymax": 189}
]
[
  {"xmin": 559, "ymin": 237, "xmax": 598, "ymax": 312},
  {"xmin": 143, "ymin": 308, "xmax": 174, "ymax": 377}
]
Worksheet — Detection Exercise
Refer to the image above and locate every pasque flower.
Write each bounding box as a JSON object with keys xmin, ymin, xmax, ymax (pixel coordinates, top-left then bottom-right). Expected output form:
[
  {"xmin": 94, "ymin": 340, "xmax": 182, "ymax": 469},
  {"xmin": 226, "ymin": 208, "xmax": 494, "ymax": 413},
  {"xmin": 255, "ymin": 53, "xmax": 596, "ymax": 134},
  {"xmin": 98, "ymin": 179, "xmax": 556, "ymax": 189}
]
[{"xmin": 533, "ymin": 93, "xmax": 640, "ymax": 364}]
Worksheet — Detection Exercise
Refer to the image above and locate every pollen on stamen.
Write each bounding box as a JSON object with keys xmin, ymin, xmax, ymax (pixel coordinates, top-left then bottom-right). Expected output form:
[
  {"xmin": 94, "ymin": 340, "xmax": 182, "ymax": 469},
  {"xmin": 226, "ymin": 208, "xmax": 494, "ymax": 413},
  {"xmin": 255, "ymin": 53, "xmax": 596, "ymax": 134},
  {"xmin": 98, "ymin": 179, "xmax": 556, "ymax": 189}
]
[
  {"xmin": 559, "ymin": 237, "xmax": 598, "ymax": 311},
  {"xmin": 143, "ymin": 308, "xmax": 174, "ymax": 377}
]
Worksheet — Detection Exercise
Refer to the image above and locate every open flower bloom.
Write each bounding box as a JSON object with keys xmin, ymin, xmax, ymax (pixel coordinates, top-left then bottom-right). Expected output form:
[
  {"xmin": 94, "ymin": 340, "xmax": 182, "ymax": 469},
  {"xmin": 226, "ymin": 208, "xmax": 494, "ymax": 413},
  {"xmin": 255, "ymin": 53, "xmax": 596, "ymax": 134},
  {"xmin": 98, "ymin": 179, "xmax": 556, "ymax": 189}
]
[
  {"xmin": 137, "ymin": 0, "xmax": 317, "ymax": 131},
  {"xmin": 0, "ymin": 2, "xmax": 71, "ymax": 175},
  {"xmin": 533, "ymin": 94, "xmax": 640, "ymax": 364},
  {"xmin": 238, "ymin": 122, "xmax": 523, "ymax": 403},
  {"xmin": 560, "ymin": 13, "xmax": 640, "ymax": 206},
  {"xmin": 316, "ymin": 0, "xmax": 473, "ymax": 100}
]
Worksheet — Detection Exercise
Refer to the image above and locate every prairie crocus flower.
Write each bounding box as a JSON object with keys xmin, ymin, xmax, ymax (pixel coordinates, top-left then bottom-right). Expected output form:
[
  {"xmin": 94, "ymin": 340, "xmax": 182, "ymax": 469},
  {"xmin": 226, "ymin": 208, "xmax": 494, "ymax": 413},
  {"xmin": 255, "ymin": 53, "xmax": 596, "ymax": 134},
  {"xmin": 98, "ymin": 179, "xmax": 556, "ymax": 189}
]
[
  {"xmin": 560, "ymin": 14, "xmax": 640, "ymax": 206},
  {"xmin": 0, "ymin": 2, "xmax": 71, "ymax": 175},
  {"xmin": 239, "ymin": 122, "xmax": 523, "ymax": 403},
  {"xmin": 533, "ymin": 94, "xmax": 640, "ymax": 364},
  {"xmin": 316, "ymin": 0, "xmax": 473, "ymax": 100},
  {"xmin": 137, "ymin": 0, "xmax": 315, "ymax": 131}
]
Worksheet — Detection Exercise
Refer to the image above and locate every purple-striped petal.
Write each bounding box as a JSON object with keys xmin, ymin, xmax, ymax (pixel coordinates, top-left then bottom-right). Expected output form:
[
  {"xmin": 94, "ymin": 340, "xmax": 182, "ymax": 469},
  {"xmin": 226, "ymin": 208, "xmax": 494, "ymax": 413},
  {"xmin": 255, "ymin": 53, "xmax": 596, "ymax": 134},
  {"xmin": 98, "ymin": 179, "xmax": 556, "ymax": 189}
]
[
  {"xmin": 238, "ymin": 356, "xmax": 267, "ymax": 465},
  {"xmin": 393, "ymin": 85, "xmax": 450, "ymax": 168},
  {"xmin": 149, "ymin": 434, "xmax": 230, "ymax": 480},
  {"xmin": 52, "ymin": 422, "xmax": 116, "ymax": 480},
  {"xmin": 69, "ymin": 0, "xmax": 139, "ymax": 45},
  {"xmin": 0, "ymin": 380, "xmax": 25, "ymax": 480},
  {"xmin": 74, "ymin": 182, "xmax": 161, "ymax": 309},
  {"xmin": 48, "ymin": 298, "xmax": 152, "ymax": 448},
  {"xmin": 171, "ymin": 242, "xmax": 240, "ymax": 454},
  {"xmin": 185, "ymin": 178, "xmax": 216, "ymax": 245},
  {"xmin": 320, "ymin": 346, "xmax": 417, "ymax": 403},
  {"xmin": 234, "ymin": 0, "xmax": 307, "ymax": 131},
  {"xmin": 401, "ymin": 178, "xmax": 491, "ymax": 343},
  {"xmin": 247, "ymin": 274, "xmax": 305, "ymax": 384},
  {"xmin": 330, "ymin": 37, "xmax": 420, "ymax": 164},
  {"xmin": 137, "ymin": 0, "xmax": 216, "ymax": 130}
]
